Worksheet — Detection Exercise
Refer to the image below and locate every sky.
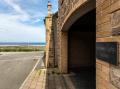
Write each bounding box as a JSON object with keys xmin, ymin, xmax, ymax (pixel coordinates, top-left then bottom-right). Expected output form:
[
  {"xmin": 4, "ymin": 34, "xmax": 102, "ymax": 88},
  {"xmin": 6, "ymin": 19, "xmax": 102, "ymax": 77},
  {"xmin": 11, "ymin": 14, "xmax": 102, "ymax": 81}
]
[{"xmin": 0, "ymin": 0, "xmax": 58, "ymax": 43}]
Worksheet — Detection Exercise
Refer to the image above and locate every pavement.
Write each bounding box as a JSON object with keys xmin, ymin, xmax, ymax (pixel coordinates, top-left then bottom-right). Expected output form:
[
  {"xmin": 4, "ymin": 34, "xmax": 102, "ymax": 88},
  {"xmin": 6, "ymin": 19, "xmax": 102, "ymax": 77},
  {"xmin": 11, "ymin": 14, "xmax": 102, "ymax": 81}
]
[
  {"xmin": 21, "ymin": 68, "xmax": 95, "ymax": 89},
  {"xmin": 0, "ymin": 52, "xmax": 95, "ymax": 89},
  {"xmin": 0, "ymin": 52, "xmax": 44, "ymax": 89}
]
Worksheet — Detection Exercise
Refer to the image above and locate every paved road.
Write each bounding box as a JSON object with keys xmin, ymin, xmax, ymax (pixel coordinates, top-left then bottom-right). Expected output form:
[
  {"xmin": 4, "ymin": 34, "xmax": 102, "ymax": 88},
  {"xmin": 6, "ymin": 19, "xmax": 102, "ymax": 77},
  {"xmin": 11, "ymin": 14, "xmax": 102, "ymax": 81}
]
[{"xmin": 0, "ymin": 52, "xmax": 44, "ymax": 89}]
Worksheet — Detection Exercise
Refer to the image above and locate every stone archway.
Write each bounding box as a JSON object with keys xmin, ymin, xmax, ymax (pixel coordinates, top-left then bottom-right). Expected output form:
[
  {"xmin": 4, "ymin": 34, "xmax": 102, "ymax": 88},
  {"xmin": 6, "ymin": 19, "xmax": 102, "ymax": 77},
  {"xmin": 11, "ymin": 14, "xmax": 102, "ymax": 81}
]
[
  {"xmin": 68, "ymin": 10, "xmax": 95, "ymax": 72},
  {"xmin": 59, "ymin": 0, "xmax": 95, "ymax": 74},
  {"xmin": 60, "ymin": 8, "xmax": 96, "ymax": 88}
]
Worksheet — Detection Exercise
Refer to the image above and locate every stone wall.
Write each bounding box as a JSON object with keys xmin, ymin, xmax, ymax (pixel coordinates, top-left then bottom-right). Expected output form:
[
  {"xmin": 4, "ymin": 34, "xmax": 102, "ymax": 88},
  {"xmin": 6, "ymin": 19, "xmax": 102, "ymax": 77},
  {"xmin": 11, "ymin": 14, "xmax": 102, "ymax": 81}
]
[
  {"xmin": 52, "ymin": 13, "xmax": 58, "ymax": 67},
  {"xmin": 96, "ymin": 0, "xmax": 120, "ymax": 89},
  {"xmin": 45, "ymin": 0, "xmax": 120, "ymax": 88},
  {"xmin": 44, "ymin": 16, "xmax": 53, "ymax": 67},
  {"xmin": 44, "ymin": 9, "xmax": 58, "ymax": 67},
  {"xmin": 57, "ymin": 0, "xmax": 90, "ymax": 73},
  {"xmin": 58, "ymin": 0, "xmax": 88, "ymax": 31}
]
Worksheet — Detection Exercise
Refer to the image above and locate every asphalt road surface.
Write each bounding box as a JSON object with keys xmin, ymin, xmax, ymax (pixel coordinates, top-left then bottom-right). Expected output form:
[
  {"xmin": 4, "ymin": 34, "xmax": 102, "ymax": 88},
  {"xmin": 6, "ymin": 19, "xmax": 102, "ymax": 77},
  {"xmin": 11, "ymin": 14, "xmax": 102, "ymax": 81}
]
[{"xmin": 0, "ymin": 52, "xmax": 44, "ymax": 89}]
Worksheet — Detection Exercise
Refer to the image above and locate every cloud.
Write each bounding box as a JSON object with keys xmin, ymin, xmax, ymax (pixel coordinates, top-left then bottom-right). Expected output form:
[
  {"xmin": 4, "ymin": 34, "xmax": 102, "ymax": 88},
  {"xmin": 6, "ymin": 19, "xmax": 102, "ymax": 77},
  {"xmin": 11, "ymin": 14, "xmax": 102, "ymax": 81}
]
[
  {"xmin": 0, "ymin": 0, "xmax": 47, "ymax": 42},
  {"xmin": 4, "ymin": 0, "xmax": 25, "ymax": 14},
  {"xmin": 32, "ymin": 18, "xmax": 42, "ymax": 23},
  {"xmin": 3, "ymin": 0, "xmax": 30, "ymax": 21},
  {"xmin": 0, "ymin": 14, "xmax": 45, "ymax": 42},
  {"xmin": 0, "ymin": 0, "xmax": 58, "ymax": 42}
]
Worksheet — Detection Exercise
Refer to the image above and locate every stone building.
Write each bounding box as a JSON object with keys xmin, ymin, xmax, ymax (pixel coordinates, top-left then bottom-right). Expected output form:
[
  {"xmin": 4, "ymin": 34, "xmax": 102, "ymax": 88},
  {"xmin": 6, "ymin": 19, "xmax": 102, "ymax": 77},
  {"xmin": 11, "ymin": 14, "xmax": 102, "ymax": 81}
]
[
  {"xmin": 96, "ymin": 0, "xmax": 120, "ymax": 89},
  {"xmin": 57, "ymin": 0, "xmax": 95, "ymax": 74},
  {"xmin": 44, "ymin": 1, "xmax": 54, "ymax": 68},
  {"xmin": 52, "ymin": 12, "xmax": 58, "ymax": 67},
  {"xmin": 44, "ymin": 1, "xmax": 58, "ymax": 68},
  {"xmin": 45, "ymin": 0, "xmax": 96, "ymax": 88},
  {"xmin": 45, "ymin": 0, "xmax": 120, "ymax": 89}
]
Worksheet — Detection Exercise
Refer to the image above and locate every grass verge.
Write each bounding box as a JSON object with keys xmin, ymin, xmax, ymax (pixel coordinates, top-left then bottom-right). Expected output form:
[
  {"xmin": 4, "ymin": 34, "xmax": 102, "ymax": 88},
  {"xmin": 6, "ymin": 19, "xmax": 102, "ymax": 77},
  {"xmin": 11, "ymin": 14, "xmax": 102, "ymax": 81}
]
[{"xmin": 0, "ymin": 46, "xmax": 45, "ymax": 52}]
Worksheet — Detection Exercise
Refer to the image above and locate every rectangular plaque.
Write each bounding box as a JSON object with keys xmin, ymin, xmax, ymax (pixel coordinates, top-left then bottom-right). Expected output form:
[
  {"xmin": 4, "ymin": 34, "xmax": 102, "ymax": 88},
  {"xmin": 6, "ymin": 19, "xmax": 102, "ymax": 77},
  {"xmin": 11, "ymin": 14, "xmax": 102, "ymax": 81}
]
[{"xmin": 96, "ymin": 42, "xmax": 119, "ymax": 65}]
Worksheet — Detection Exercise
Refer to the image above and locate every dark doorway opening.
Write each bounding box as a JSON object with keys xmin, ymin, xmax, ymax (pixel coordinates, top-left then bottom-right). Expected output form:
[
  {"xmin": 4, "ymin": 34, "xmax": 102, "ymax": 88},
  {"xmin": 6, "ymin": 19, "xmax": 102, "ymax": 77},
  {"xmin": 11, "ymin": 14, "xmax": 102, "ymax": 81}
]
[{"xmin": 68, "ymin": 9, "xmax": 95, "ymax": 89}]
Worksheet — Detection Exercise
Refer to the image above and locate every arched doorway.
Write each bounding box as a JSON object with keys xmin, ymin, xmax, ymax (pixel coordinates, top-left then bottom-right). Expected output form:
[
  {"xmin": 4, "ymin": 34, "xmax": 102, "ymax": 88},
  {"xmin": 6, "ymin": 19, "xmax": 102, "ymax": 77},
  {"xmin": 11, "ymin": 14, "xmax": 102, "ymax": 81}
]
[
  {"xmin": 68, "ymin": 9, "xmax": 95, "ymax": 88},
  {"xmin": 68, "ymin": 9, "xmax": 95, "ymax": 72},
  {"xmin": 58, "ymin": 0, "xmax": 95, "ymax": 88},
  {"xmin": 59, "ymin": 0, "xmax": 95, "ymax": 74}
]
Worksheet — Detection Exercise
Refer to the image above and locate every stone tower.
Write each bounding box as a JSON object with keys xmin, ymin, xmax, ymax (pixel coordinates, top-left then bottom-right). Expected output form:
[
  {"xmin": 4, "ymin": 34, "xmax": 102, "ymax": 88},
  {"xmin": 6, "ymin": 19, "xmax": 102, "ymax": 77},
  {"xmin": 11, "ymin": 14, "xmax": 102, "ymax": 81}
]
[
  {"xmin": 47, "ymin": 1, "xmax": 52, "ymax": 17},
  {"xmin": 44, "ymin": 1, "xmax": 55, "ymax": 68}
]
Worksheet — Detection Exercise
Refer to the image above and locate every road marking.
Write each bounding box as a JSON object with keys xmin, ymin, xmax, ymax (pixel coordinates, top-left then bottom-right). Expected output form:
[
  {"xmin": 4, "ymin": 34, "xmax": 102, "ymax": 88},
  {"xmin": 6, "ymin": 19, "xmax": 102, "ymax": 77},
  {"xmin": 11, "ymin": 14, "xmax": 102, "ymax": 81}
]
[{"xmin": 19, "ymin": 56, "xmax": 43, "ymax": 89}]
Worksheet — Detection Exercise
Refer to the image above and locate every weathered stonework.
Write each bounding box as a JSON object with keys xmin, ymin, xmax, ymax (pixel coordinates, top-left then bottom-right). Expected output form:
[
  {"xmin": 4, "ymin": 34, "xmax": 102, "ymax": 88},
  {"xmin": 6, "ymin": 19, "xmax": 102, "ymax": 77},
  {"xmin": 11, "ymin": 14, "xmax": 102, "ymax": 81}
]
[
  {"xmin": 57, "ymin": 0, "xmax": 95, "ymax": 73},
  {"xmin": 52, "ymin": 13, "xmax": 58, "ymax": 67},
  {"xmin": 45, "ymin": 0, "xmax": 120, "ymax": 88},
  {"xmin": 44, "ymin": 15, "xmax": 54, "ymax": 67},
  {"xmin": 58, "ymin": 0, "xmax": 87, "ymax": 31},
  {"xmin": 44, "ymin": 2, "xmax": 58, "ymax": 68},
  {"xmin": 111, "ymin": 10, "xmax": 120, "ymax": 35},
  {"xmin": 96, "ymin": 0, "xmax": 120, "ymax": 89},
  {"xmin": 110, "ymin": 66, "xmax": 120, "ymax": 88}
]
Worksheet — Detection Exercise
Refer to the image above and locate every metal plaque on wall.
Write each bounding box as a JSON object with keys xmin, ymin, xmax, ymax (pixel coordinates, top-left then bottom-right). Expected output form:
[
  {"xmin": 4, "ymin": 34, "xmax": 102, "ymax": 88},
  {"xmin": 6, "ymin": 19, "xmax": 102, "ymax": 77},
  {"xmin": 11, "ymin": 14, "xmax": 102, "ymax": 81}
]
[
  {"xmin": 96, "ymin": 42, "xmax": 119, "ymax": 65},
  {"xmin": 111, "ymin": 10, "xmax": 120, "ymax": 36}
]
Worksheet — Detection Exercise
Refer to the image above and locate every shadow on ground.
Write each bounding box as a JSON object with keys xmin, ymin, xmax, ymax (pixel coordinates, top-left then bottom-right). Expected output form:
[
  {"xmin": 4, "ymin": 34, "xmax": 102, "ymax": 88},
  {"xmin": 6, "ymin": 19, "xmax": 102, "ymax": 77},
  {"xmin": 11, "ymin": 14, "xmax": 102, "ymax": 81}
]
[
  {"xmin": 44, "ymin": 67, "xmax": 95, "ymax": 89},
  {"xmin": 42, "ymin": 51, "xmax": 96, "ymax": 89}
]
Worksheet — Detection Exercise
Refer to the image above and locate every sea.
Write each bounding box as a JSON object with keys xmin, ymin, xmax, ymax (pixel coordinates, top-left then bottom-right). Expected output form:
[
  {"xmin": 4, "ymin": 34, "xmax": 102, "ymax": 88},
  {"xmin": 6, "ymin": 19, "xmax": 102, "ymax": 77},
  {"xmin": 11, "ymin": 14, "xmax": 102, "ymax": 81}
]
[{"xmin": 0, "ymin": 42, "xmax": 46, "ymax": 46}]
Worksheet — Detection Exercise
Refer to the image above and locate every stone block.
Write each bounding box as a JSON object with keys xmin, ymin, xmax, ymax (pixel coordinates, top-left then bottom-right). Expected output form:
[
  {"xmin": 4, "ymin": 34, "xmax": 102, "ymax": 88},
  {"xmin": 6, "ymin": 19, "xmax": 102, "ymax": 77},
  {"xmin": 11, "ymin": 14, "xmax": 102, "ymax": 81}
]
[
  {"xmin": 96, "ymin": 62, "xmax": 102, "ymax": 70},
  {"xmin": 110, "ymin": 0, "xmax": 120, "ymax": 13},
  {"xmin": 96, "ymin": 59, "xmax": 110, "ymax": 67}
]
